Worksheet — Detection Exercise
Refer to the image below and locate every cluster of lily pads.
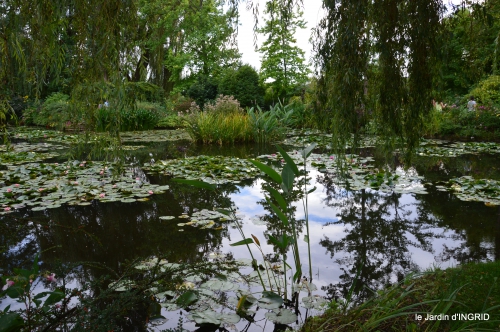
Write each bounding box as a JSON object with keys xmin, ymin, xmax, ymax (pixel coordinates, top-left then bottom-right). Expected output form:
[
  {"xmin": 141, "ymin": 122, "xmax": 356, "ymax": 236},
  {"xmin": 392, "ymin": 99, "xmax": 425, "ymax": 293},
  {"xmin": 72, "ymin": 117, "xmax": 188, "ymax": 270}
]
[
  {"xmin": 0, "ymin": 161, "xmax": 169, "ymax": 214},
  {"xmin": 0, "ymin": 142, "xmax": 66, "ymax": 165},
  {"xmin": 159, "ymin": 209, "xmax": 235, "ymax": 231},
  {"xmin": 120, "ymin": 129, "xmax": 190, "ymax": 143},
  {"xmin": 112, "ymin": 255, "xmax": 327, "ymax": 328},
  {"xmin": 258, "ymin": 151, "xmax": 428, "ymax": 194},
  {"xmin": 416, "ymin": 140, "xmax": 500, "ymax": 157},
  {"xmin": 143, "ymin": 155, "xmax": 262, "ymax": 184},
  {"xmin": 435, "ymin": 176, "xmax": 500, "ymax": 206},
  {"xmin": 282, "ymin": 131, "xmax": 378, "ymax": 150}
]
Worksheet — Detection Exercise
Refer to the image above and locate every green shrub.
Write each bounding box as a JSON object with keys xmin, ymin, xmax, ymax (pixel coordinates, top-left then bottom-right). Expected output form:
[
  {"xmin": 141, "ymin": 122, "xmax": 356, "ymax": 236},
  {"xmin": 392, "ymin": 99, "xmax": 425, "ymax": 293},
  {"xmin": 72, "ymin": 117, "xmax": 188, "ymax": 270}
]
[
  {"xmin": 468, "ymin": 75, "xmax": 500, "ymax": 105},
  {"xmin": 23, "ymin": 93, "xmax": 72, "ymax": 129},
  {"xmin": 156, "ymin": 114, "xmax": 183, "ymax": 129},
  {"xmin": 218, "ymin": 64, "xmax": 264, "ymax": 108},
  {"xmin": 204, "ymin": 95, "xmax": 243, "ymax": 115}
]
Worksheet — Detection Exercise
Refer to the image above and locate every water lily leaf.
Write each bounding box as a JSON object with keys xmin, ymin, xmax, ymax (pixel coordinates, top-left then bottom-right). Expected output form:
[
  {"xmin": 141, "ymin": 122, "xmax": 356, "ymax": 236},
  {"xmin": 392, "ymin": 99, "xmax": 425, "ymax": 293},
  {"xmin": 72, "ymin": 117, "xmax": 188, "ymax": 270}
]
[
  {"xmin": 159, "ymin": 216, "xmax": 175, "ymax": 220},
  {"xmin": 258, "ymin": 291, "xmax": 283, "ymax": 309},
  {"xmin": 176, "ymin": 290, "xmax": 198, "ymax": 308},
  {"xmin": 302, "ymin": 295, "xmax": 328, "ymax": 309},
  {"xmin": 187, "ymin": 310, "xmax": 240, "ymax": 325},
  {"xmin": 265, "ymin": 308, "xmax": 297, "ymax": 324}
]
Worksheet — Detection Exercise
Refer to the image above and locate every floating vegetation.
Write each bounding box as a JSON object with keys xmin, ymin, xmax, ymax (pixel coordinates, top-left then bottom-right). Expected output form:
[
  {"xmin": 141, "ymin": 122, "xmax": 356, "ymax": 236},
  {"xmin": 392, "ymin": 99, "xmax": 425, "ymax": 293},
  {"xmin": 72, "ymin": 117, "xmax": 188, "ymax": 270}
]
[
  {"xmin": 120, "ymin": 129, "xmax": 190, "ymax": 143},
  {"xmin": 441, "ymin": 176, "xmax": 500, "ymax": 206},
  {"xmin": 282, "ymin": 131, "xmax": 378, "ymax": 149},
  {"xmin": 144, "ymin": 155, "xmax": 261, "ymax": 184},
  {"xmin": 0, "ymin": 161, "xmax": 169, "ymax": 214},
  {"xmin": 0, "ymin": 142, "xmax": 66, "ymax": 153},
  {"xmin": 120, "ymin": 256, "xmax": 329, "ymax": 329},
  {"xmin": 172, "ymin": 209, "xmax": 234, "ymax": 229},
  {"xmin": 0, "ymin": 151, "xmax": 60, "ymax": 165},
  {"xmin": 416, "ymin": 140, "xmax": 500, "ymax": 157},
  {"xmin": 258, "ymin": 151, "xmax": 428, "ymax": 194}
]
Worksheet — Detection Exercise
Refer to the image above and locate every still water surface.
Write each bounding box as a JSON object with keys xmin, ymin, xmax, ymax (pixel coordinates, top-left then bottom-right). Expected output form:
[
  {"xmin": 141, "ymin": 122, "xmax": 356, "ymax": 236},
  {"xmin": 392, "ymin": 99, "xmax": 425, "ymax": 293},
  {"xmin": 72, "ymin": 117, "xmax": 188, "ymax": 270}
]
[{"xmin": 1, "ymin": 133, "xmax": 499, "ymax": 331}]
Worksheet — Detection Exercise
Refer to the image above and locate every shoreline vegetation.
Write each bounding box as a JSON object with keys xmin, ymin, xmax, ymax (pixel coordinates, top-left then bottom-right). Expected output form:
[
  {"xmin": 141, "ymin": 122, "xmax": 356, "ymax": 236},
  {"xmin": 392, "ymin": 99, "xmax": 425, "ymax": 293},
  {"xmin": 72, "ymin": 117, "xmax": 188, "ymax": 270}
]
[{"xmin": 300, "ymin": 261, "xmax": 500, "ymax": 332}]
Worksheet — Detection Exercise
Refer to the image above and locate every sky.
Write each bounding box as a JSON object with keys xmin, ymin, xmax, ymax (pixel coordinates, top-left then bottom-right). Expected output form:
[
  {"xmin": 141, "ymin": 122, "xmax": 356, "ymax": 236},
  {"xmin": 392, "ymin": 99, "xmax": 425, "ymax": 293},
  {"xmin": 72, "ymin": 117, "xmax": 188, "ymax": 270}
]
[
  {"xmin": 237, "ymin": 0, "xmax": 324, "ymax": 71},
  {"xmin": 236, "ymin": 0, "xmax": 465, "ymax": 71}
]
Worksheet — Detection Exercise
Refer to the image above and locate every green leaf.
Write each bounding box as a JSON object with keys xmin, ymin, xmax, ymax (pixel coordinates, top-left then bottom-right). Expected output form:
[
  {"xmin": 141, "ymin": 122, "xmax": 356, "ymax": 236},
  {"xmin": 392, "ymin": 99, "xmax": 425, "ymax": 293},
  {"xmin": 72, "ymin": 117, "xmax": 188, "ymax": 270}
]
[
  {"xmin": 44, "ymin": 289, "xmax": 65, "ymax": 306},
  {"xmin": 266, "ymin": 198, "xmax": 289, "ymax": 226},
  {"xmin": 304, "ymin": 235, "xmax": 309, "ymax": 243},
  {"xmin": 301, "ymin": 143, "xmax": 317, "ymax": 159},
  {"xmin": 276, "ymin": 146, "xmax": 299, "ymax": 175},
  {"xmin": 263, "ymin": 185, "xmax": 287, "ymax": 211},
  {"xmin": 172, "ymin": 179, "xmax": 216, "ymax": 191},
  {"xmin": 258, "ymin": 291, "xmax": 284, "ymax": 309},
  {"xmin": 5, "ymin": 286, "xmax": 24, "ymax": 299},
  {"xmin": 230, "ymin": 238, "xmax": 254, "ymax": 246},
  {"xmin": 307, "ymin": 186, "xmax": 317, "ymax": 194},
  {"xmin": 281, "ymin": 164, "xmax": 295, "ymax": 194},
  {"xmin": 249, "ymin": 159, "xmax": 282, "ymax": 184},
  {"xmin": 265, "ymin": 308, "xmax": 297, "ymax": 324},
  {"xmin": 268, "ymin": 234, "xmax": 285, "ymax": 250},
  {"xmin": 0, "ymin": 313, "xmax": 24, "ymax": 332},
  {"xmin": 176, "ymin": 290, "xmax": 198, "ymax": 308},
  {"xmin": 31, "ymin": 254, "xmax": 39, "ymax": 275}
]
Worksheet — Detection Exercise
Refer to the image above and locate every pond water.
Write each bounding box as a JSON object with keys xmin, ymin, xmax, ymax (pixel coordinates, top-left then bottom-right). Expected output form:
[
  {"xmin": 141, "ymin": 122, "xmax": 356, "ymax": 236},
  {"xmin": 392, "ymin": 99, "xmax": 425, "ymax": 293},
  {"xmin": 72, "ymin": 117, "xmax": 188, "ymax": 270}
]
[{"xmin": 1, "ymin": 128, "xmax": 500, "ymax": 331}]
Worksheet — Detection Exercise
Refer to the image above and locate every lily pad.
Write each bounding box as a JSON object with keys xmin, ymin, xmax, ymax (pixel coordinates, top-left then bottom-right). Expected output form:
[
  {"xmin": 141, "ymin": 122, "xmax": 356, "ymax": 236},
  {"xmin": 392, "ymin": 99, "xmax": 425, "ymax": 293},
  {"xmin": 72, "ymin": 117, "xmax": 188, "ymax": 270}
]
[{"xmin": 265, "ymin": 308, "xmax": 297, "ymax": 325}]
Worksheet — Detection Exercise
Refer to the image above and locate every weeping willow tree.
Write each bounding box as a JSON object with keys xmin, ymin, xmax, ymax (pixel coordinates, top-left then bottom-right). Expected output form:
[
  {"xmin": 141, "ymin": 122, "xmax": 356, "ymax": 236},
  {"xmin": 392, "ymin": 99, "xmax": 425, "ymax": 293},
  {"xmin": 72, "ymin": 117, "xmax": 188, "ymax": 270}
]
[
  {"xmin": 0, "ymin": 0, "xmax": 240, "ymax": 147},
  {"xmin": 314, "ymin": 0, "xmax": 445, "ymax": 162}
]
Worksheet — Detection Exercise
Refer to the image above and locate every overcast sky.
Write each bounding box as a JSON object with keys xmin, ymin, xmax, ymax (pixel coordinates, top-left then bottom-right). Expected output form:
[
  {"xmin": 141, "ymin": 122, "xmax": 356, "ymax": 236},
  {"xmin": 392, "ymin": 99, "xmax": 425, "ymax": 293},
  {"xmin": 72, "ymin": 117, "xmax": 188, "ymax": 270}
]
[{"xmin": 236, "ymin": 0, "xmax": 465, "ymax": 71}]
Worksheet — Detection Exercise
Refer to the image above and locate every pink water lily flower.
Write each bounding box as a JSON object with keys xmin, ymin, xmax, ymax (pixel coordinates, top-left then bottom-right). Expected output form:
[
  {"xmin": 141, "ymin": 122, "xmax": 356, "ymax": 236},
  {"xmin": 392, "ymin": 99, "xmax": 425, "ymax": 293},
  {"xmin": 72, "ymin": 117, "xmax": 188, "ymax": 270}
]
[
  {"xmin": 46, "ymin": 273, "xmax": 56, "ymax": 283},
  {"xmin": 148, "ymin": 190, "xmax": 153, "ymax": 195},
  {"xmin": 6, "ymin": 188, "xmax": 12, "ymax": 192},
  {"xmin": 99, "ymin": 193, "xmax": 105, "ymax": 198},
  {"xmin": 4, "ymin": 207, "xmax": 11, "ymax": 211},
  {"xmin": 14, "ymin": 184, "xmax": 20, "ymax": 187},
  {"xmin": 38, "ymin": 188, "xmax": 44, "ymax": 192},
  {"xmin": 2, "ymin": 279, "xmax": 14, "ymax": 290}
]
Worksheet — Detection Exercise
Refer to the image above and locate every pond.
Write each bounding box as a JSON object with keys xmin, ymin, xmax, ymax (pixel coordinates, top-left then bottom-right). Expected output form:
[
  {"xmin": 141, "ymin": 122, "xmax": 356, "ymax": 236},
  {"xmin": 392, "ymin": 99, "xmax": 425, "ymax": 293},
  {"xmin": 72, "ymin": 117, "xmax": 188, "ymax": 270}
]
[{"xmin": 1, "ymin": 128, "xmax": 500, "ymax": 331}]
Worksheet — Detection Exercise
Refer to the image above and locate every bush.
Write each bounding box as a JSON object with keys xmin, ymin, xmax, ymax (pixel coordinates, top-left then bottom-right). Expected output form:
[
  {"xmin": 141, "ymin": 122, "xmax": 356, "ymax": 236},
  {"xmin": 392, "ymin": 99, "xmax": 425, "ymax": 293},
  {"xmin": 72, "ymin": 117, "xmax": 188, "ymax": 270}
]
[
  {"xmin": 426, "ymin": 103, "xmax": 500, "ymax": 140},
  {"xmin": 22, "ymin": 93, "xmax": 72, "ymax": 129},
  {"xmin": 468, "ymin": 75, "xmax": 500, "ymax": 105},
  {"xmin": 185, "ymin": 75, "xmax": 219, "ymax": 109},
  {"xmin": 204, "ymin": 95, "xmax": 243, "ymax": 115},
  {"xmin": 218, "ymin": 65, "xmax": 264, "ymax": 108},
  {"xmin": 95, "ymin": 102, "xmax": 164, "ymax": 132}
]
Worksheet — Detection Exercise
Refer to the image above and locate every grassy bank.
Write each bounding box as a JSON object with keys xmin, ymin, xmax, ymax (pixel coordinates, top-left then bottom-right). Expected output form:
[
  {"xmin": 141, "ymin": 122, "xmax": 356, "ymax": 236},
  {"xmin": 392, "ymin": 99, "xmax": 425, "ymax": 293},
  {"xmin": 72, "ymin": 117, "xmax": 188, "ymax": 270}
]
[{"xmin": 302, "ymin": 262, "xmax": 500, "ymax": 332}]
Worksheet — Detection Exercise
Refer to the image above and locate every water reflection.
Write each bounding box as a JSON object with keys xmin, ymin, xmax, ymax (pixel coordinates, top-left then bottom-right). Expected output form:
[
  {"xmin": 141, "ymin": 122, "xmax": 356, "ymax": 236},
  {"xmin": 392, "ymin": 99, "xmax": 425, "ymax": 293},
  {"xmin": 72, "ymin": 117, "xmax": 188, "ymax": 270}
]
[{"xmin": 317, "ymin": 173, "xmax": 437, "ymax": 303}]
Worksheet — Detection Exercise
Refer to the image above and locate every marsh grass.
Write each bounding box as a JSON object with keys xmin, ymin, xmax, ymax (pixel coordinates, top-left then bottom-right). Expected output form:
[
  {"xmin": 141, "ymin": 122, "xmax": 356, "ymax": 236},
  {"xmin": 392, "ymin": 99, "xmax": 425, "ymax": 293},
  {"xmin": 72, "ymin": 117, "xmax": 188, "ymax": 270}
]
[
  {"xmin": 184, "ymin": 111, "xmax": 253, "ymax": 144},
  {"xmin": 301, "ymin": 262, "xmax": 500, "ymax": 332}
]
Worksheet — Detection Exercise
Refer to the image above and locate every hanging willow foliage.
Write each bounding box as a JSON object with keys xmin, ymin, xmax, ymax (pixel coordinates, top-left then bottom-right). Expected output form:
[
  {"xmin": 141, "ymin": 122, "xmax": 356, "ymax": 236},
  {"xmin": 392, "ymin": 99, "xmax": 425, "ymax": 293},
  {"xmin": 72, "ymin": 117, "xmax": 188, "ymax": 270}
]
[{"xmin": 315, "ymin": 0, "xmax": 445, "ymax": 163}]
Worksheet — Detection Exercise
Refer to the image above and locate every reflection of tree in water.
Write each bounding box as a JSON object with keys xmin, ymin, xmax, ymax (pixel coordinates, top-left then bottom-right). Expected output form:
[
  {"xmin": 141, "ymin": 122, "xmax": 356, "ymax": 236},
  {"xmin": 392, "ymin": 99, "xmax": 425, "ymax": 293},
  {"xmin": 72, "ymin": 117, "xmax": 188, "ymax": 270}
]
[
  {"xmin": 0, "ymin": 180, "xmax": 241, "ymax": 279},
  {"xmin": 415, "ymin": 184, "xmax": 500, "ymax": 264},
  {"xmin": 317, "ymin": 173, "xmax": 436, "ymax": 303}
]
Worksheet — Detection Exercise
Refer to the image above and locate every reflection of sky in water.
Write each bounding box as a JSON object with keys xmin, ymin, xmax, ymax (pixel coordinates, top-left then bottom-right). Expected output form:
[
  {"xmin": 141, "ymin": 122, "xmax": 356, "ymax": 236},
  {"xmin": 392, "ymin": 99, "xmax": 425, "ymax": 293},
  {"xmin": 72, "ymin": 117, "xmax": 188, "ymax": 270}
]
[{"xmin": 2, "ymin": 152, "xmax": 499, "ymax": 331}]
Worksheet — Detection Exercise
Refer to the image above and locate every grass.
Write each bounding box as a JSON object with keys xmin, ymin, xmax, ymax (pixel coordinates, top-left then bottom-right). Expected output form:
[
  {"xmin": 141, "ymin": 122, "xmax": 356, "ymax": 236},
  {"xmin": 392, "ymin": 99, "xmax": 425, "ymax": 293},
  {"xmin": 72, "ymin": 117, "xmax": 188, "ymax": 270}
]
[
  {"xmin": 184, "ymin": 111, "xmax": 253, "ymax": 144},
  {"xmin": 301, "ymin": 261, "xmax": 500, "ymax": 332}
]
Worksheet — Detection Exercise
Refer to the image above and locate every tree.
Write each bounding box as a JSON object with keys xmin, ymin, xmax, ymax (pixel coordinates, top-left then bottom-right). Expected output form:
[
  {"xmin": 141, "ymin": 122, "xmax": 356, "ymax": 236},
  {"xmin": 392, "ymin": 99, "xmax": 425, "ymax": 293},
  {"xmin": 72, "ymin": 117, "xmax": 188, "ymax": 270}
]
[
  {"xmin": 258, "ymin": 0, "xmax": 310, "ymax": 102},
  {"xmin": 439, "ymin": 0, "xmax": 500, "ymax": 97},
  {"xmin": 315, "ymin": 0, "xmax": 444, "ymax": 160},
  {"xmin": 218, "ymin": 64, "xmax": 264, "ymax": 108}
]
